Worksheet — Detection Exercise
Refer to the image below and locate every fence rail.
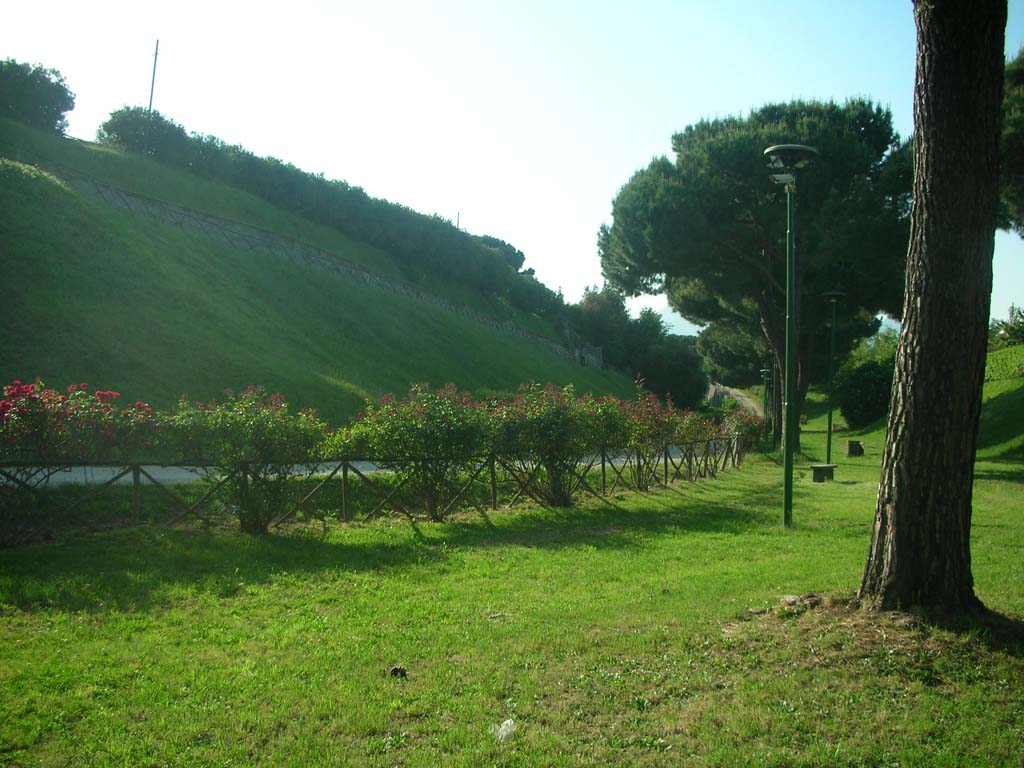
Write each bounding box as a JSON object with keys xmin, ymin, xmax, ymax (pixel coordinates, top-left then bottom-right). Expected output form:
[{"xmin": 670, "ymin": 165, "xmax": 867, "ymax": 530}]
[{"xmin": 1, "ymin": 437, "xmax": 746, "ymax": 542}]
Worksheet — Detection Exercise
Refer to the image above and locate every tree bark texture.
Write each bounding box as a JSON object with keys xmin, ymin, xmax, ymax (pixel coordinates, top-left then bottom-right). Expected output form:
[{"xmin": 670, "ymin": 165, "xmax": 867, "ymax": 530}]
[{"xmin": 859, "ymin": 1, "xmax": 1006, "ymax": 611}]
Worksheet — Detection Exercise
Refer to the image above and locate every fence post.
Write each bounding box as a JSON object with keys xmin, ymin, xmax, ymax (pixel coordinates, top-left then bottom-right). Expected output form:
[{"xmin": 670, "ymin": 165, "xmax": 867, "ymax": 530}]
[
  {"xmin": 341, "ymin": 462, "xmax": 349, "ymax": 521},
  {"xmin": 489, "ymin": 455, "xmax": 498, "ymax": 510},
  {"xmin": 131, "ymin": 465, "xmax": 141, "ymax": 521},
  {"xmin": 601, "ymin": 450, "xmax": 607, "ymax": 496}
]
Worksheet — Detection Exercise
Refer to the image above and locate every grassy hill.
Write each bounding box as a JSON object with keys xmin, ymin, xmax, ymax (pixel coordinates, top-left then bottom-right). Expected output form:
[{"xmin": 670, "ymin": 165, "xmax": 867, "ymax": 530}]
[{"xmin": 0, "ymin": 119, "xmax": 634, "ymax": 423}]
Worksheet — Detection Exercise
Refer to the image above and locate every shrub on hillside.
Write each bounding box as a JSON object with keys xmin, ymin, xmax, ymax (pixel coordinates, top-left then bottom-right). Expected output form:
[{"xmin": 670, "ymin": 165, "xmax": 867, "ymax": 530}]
[
  {"xmin": 985, "ymin": 343, "xmax": 1024, "ymax": 381},
  {"xmin": 0, "ymin": 59, "xmax": 75, "ymax": 134},
  {"xmin": 97, "ymin": 106, "xmax": 192, "ymax": 165},
  {"xmin": 989, "ymin": 305, "xmax": 1024, "ymax": 351}
]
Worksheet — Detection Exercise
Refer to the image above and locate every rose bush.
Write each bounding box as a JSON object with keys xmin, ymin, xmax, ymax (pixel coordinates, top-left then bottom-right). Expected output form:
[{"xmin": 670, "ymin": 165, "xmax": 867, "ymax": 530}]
[
  {"xmin": 622, "ymin": 388, "xmax": 679, "ymax": 490},
  {"xmin": 1, "ymin": 379, "xmax": 159, "ymax": 465},
  {"xmin": 336, "ymin": 384, "xmax": 491, "ymax": 520},
  {"xmin": 490, "ymin": 384, "xmax": 619, "ymax": 506},
  {"xmin": 160, "ymin": 386, "xmax": 327, "ymax": 534}
]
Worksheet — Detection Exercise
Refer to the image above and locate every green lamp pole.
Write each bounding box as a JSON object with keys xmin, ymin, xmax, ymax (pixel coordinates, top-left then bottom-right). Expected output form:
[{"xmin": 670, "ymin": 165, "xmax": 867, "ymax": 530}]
[
  {"xmin": 822, "ymin": 289, "xmax": 845, "ymax": 464},
  {"xmin": 760, "ymin": 366, "xmax": 771, "ymax": 445},
  {"xmin": 772, "ymin": 356, "xmax": 778, "ymax": 448},
  {"xmin": 764, "ymin": 144, "xmax": 818, "ymax": 528}
]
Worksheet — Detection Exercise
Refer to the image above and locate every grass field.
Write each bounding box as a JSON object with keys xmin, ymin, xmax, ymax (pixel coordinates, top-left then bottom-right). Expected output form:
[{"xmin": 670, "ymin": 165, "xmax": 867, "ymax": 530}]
[{"xmin": 2, "ymin": 375, "xmax": 1022, "ymax": 767}]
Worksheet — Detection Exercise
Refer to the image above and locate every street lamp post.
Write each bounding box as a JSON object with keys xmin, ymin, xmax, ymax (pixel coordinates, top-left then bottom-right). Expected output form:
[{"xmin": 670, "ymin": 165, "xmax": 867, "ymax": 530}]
[
  {"xmin": 764, "ymin": 144, "xmax": 818, "ymax": 528},
  {"xmin": 760, "ymin": 366, "xmax": 771, "ymax": 445},
  {"xmin": 822, "ymin": 289, "xmax": 845, "ymax": 464}
]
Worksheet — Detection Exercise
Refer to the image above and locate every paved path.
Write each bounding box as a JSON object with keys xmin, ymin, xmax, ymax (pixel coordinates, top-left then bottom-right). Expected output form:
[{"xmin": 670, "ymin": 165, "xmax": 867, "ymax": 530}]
[{"xmin": 707, "ymin": 384, "xmax": 762, "ymax": 416}]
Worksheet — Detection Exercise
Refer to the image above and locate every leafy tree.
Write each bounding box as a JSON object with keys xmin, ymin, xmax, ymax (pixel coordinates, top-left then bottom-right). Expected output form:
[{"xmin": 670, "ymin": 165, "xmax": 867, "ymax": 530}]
[
  {"xmin": 567, "ymin": 286, "xmax": 707, "ymax": 406},
  {"xmin": 988, "ymin": 304, "xmax": 1024, "ymax": 350},
  {"xmin": 476, "ymin": 235, "xmax": 526, "ymax": 272},
  {"xmin": 696, "ymin": 318, "xmax": 771, "ymax": 388},
  {"xmin": 1000, "ymin": 47, "xmax": 1024, "ymax": 234},
  {"xmin": 0, "ymin": 59, "xmax": 75, "ymax": 134},
  {"xmin": 635, "ymin": 333, "xmax": 707, "ymax": 409},
  {"xmin": 571, "ymin": 286, "xmax": 632, "ymax": 369},
  {"xmin": 859, "ymin": 0, "xmax": 1006, "ymax": 612},
  {"xmin": 836, "ymin": 359, "xmax": 894, "ymax": 429},
  {"xmin": 599, "ymin": 99, "xmax": 911, "ymax": 437}
]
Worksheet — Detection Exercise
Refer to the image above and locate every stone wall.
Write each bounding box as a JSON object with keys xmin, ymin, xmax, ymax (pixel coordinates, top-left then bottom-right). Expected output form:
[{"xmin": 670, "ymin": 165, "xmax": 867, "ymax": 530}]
[{"xmin": 68, "ymin": 175, "xmax": 600, "ymax": 365}]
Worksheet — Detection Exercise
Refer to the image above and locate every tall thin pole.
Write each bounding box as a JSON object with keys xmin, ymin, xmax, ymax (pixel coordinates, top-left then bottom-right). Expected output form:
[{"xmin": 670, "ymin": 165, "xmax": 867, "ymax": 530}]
[
  {"xmin": 145, "ymin": 40, "xmax": 159, "ymax": 156},
  {"xmin": 783, "ymin": 182, "xmax": 796, "ymax": 527},
  {"xmin": 773, "ymin": 355, "xmax": 779, "ymax": 447},
  {"xmin": 826, "ymin": 298, "xmax": 838, "ymax": 464},
  {"xmin": 761, "ymin": 367, "xmax": 770, "ymax": 445},
  {"xmin": 148, "ymin": 40, "xmax": 159, "ymax": 114}
]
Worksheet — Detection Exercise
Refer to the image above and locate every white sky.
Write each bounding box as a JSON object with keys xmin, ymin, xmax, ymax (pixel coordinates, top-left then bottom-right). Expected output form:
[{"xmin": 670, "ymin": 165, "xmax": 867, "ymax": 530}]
[{"xmin": 3, "ymin": 0, "xmax": 1022, "ymax": 335}]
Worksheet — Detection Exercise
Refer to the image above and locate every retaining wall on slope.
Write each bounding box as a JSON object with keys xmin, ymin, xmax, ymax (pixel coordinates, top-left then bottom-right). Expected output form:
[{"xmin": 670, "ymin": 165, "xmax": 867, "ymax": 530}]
[{"xmin": 67, "ymin": 175, "xmax": 604, "ymax": 369}]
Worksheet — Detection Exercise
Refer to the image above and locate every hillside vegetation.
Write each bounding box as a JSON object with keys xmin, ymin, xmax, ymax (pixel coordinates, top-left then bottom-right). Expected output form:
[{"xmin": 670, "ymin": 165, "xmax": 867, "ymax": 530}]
[{"xmin": 0, "ymin": 119, "xmax": 635, "ymax": 423}]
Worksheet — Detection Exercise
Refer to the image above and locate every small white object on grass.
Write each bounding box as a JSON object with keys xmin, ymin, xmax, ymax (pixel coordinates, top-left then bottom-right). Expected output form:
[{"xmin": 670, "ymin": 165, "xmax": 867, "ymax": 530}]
[{"xmin": 489, "ymin": 718, "xmax": 516, "ymax": 742}]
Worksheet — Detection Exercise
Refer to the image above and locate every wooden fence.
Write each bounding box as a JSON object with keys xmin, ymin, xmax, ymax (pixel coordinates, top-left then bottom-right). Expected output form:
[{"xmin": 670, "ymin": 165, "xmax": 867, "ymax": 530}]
[{"xmin": 0, "ymin": 437, "xmax": 746, "ymax": 540}]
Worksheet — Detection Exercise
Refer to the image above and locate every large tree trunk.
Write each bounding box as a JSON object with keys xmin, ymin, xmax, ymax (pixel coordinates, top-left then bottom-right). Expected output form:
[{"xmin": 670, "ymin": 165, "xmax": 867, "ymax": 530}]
[{"xmin": 859, "ymin": 0, "xmax": 1005, "ymax": 611}]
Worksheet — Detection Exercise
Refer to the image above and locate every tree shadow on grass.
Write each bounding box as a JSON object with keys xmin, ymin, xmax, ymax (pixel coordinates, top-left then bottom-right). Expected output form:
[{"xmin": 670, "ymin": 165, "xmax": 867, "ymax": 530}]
[
  {"xmin": 438, "ymin": 491, "xmax": 778, "ymax": 552},
  {"xmin": 927, "ymin": 607, "xmax": 1024, "ymax": 658},
  {"xmin": 0, "ymin": 525, "xmax": 449, "ymax": 614},
  {"xmin": 976, "ymin": 385, "xmax": 1024, "ymax": 454},
  {"xmin": 0, "ymin": 480, "xmax": 780, "ymax": 615},
  {"xmin": 973, "ymin": 459, "xmax": 1024, "ymax": 483}
]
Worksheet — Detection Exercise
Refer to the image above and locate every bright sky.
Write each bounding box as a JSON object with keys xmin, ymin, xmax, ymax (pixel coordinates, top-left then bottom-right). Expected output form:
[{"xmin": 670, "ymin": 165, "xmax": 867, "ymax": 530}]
[{"xmin": 3, "ymin": 1, "xmax": 1022, "ymax": 335}]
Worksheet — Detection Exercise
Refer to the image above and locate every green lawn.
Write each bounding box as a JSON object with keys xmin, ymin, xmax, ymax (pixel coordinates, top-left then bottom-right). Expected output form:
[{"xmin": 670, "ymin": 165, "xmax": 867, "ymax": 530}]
[{"xmin": 2, "ymin": 437, "xmax": 1021, "ymax": 766}]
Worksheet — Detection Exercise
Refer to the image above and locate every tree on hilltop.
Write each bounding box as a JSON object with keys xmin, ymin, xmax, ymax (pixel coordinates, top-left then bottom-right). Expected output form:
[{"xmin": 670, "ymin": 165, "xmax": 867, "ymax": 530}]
[{"xmin": 0, "ymin": 59, "xmax": 75, "ymax": 134}]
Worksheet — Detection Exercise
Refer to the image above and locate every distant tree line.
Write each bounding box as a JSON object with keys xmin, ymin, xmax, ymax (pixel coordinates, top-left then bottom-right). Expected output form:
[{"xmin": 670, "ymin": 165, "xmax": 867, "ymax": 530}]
[
  {"xmin": 569, "ymin": 286, "xmax": 707, "ymax": 406},
  {"xmin": 95, "ymin": 106, "xmax": 528, "ymax": 298}
]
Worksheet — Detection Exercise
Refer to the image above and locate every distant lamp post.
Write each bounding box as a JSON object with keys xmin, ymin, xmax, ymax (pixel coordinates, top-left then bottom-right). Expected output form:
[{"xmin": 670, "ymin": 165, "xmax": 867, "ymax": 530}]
[
  {"xmin": 764, "ymin": 144, "xmax": 818, "ymax": 527},
  {"xmin": 760, "ymin": 366, "xmax": 771, "ymax": 444},
  {"xmin": 822, "ymin": 289, "xmax": 846, "ymax": 464}
]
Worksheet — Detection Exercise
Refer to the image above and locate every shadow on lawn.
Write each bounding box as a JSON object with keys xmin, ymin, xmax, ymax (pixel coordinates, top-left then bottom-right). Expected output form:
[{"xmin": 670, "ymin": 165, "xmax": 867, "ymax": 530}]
[
  {"xmin": 0, "ymin": 483, "xmax": 779, "ymax": 614},
  {"xmin": 928, "ymin": 607, "xmax": 1024, "ymax": 658},
  {"xmin": 973, "ymin": 460, "xmax": 1024, "ymax": 483}
]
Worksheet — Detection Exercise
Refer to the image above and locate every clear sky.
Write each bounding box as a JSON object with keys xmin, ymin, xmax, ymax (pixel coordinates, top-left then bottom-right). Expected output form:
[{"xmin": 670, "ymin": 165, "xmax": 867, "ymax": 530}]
[{"xmin": 3, "ymin": 1, "xmax": 1022, "ymax": 334}]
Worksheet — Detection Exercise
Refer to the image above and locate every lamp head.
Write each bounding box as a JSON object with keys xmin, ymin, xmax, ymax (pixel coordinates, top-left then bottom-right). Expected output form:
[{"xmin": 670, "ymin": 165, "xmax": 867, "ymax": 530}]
[
  {"xmin": 764, "ymin": 144, "xmax": 818, "ymax": 185},
  {"xmin": 822, "ymin": 289, "xmax": 846, "ymax": 304}
]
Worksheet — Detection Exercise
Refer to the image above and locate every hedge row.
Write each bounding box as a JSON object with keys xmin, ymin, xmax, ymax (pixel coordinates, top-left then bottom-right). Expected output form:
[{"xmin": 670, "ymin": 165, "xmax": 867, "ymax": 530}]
[{"xmin": 2, "ymin": 379, "xmax": 763, "ymax": 532}]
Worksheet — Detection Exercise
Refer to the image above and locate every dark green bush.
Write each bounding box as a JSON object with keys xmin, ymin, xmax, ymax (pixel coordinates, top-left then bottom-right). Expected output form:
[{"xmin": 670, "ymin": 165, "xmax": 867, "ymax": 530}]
[
  {"xmin": 0, "ymin": 59, "xmax": 75, "ymax": 134},
  {"xmin": 837, "ymin": 360, "xmax": 894, "ymax": 428}
]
